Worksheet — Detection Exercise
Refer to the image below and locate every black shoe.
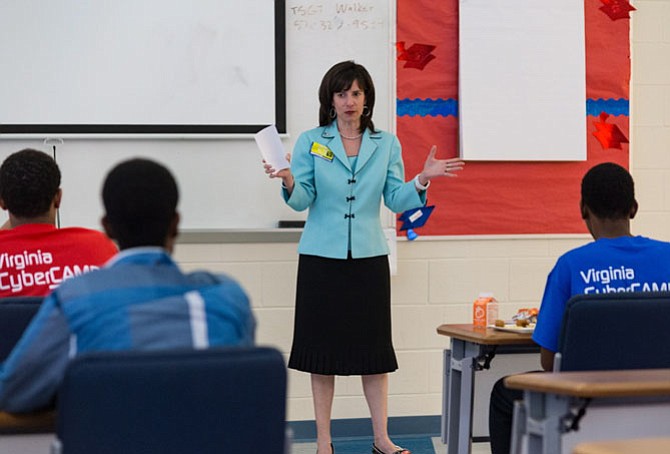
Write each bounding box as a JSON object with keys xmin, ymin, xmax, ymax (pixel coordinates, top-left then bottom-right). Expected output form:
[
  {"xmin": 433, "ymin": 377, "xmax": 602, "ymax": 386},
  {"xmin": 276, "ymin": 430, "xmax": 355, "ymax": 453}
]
[
  {"xmin": 317, "ymin": 442, "xmax": 334, "ymax": 454},
  {"xmin": 372, "ymin": 443, "xmax": 411, "ymax": 454}
]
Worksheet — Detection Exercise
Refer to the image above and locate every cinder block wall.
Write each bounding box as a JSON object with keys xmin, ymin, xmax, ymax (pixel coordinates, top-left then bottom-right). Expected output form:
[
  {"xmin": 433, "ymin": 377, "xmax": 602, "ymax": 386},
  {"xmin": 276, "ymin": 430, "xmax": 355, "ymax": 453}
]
[{"xmin": 173, "ymin": 3, "xmax": 670, "ymax": 422}]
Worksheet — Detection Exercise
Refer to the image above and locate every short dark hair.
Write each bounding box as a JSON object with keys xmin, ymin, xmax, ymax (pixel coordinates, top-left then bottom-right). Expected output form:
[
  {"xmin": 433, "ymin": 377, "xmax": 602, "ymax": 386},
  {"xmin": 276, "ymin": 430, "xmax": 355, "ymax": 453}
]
[
  {"xmin": 102, "ymin": 158, "xmax": 179, "ymax": 249},
  {"xmin": 318, "ymin": 60, "xmax": 376, "ymax": 133},
  {"xmin": 0, "ymin": 149, "xmax": 61, "ymax": 218},
  {"xmin": 581, "ymin": 162, "xmax": 635, "ymax": 220}
]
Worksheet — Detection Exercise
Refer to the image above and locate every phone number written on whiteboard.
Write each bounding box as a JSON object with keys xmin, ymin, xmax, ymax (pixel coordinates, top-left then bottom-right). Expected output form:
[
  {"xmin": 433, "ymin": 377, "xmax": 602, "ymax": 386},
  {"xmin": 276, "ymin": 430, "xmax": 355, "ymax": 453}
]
[{"xmin": 289, "ymin": 3, "xmax": 384, "ymax": 32}]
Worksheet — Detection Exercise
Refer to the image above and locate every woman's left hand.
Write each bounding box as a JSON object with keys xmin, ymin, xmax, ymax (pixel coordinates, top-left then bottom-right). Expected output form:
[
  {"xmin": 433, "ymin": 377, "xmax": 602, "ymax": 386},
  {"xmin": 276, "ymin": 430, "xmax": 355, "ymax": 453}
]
[{"xmin": 418, "ymin": 146, "xmax": 465, "ymax": 185}]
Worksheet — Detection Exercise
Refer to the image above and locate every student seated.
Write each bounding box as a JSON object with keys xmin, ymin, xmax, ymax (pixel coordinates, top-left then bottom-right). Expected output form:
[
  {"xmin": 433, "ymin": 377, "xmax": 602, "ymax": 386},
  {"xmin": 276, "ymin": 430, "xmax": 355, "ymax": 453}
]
[
  {"xmin": 0, "ymin": 149, "xmax": 118, "ymax": 297},
  {"xmin": 488, "ymin": 162, "xmax": 670, "ymax": 454},
  {"xmin": 0, "ymin": 158, "xmax": 255, "ymax": 413}
]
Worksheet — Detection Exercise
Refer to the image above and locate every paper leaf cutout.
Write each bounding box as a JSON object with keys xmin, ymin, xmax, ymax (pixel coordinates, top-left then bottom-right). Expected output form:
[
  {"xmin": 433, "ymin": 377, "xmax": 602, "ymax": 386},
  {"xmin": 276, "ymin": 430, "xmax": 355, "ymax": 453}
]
[
  {"xmin": 599, "ymin": 0, "xmax": 636, "ymax": 20},
  {"xmin": 592, "ymin": 112, "xmax": 629, "ymax": 149},
  {"xmin": 397, "ymin": 41, "xmax": 437, "ymax": 70}
]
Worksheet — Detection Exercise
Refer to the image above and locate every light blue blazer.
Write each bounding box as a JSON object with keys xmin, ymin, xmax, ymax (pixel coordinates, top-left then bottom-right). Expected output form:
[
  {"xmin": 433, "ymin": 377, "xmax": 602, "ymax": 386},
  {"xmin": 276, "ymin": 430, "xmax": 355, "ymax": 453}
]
[{"xmin": 283, "ymin": 122, "xmax": 426, "ymax": 259}]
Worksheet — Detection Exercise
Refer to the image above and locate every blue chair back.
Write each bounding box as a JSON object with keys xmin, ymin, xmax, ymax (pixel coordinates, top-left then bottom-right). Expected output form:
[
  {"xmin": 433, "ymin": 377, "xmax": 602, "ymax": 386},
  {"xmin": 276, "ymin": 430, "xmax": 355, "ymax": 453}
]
[
  {"xmin": 55, "ymin": 346, "xmax": 287, "ymax": 454},
  {"xmin": 557, "ymin": 291, "xmax": 670, "ymax": 371},
  {"xmin": 0, "ymin": 296, "xmax": 43, "ymax": 362}
]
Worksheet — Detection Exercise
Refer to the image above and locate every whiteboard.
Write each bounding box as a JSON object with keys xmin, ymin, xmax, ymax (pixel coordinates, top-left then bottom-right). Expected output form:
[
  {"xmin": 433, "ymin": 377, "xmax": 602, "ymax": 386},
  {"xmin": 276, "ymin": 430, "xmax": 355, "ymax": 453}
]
[
  {"xmin": 459, "ymin": 0, "xmax": 586, "ymax": 161},
  {"xmin": 0, "ymin": 0, "xmax": 395, "ymax": 230},
  {"xmin": 0, "ymin": 0, "xmax": 285, "ymax": 135}
]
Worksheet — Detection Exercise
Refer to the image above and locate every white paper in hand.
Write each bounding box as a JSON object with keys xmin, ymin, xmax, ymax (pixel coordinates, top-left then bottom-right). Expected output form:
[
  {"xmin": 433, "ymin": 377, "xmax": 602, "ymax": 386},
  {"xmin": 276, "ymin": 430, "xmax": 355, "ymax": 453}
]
[{"xmin": 254, "ymin": 124, "xmax": 290, "ymax": 172}]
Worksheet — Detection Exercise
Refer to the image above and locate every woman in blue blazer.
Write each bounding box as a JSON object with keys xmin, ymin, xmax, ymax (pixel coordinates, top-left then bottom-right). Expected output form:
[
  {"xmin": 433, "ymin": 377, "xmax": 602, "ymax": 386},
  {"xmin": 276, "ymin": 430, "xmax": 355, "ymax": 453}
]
[{"xmin": 265, "ymin": 61, "xmax": 463, "ymax": 454}]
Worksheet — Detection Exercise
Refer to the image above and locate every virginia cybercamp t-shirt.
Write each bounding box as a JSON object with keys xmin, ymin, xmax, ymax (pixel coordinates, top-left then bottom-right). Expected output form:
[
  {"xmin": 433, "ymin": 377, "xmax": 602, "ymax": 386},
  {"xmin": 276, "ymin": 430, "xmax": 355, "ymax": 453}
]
[
  {"xmin": 0, "ymin": 223, "xmax": 117, "ymax": 297},
  {"xmin": 533, "ymin": 235, "xmax": 670, "ymax": 352}
]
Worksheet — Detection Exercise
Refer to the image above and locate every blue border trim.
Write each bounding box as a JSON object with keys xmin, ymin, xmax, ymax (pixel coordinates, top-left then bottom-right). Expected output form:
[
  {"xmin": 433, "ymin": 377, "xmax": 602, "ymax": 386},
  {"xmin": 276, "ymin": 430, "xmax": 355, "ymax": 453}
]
[
  {"xmin": 397, "ymin": 98, "xmax": 629, "ymax": 118},
  {"xmin": 586, "ymin": 98, "xmax": 629, "ymax": 116},
  {"xmin": 397, "ymin": 98, "xmax": 458, "ymax": 117},
  {"xmin": 289, "ymin": 415, "xmax": 441, "ymax": 442}
]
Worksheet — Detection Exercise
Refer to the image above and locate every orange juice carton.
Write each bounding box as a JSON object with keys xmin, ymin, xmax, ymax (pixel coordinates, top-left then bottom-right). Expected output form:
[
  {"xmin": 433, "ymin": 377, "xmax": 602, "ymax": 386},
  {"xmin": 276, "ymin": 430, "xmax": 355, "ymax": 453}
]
[
  {"xmin": 487, "ymin": 297, "xmax": 499, "ymax": 326},
  {"xmin": 473, "ymin": 293, "xmax": 498, "ymax": 327}
]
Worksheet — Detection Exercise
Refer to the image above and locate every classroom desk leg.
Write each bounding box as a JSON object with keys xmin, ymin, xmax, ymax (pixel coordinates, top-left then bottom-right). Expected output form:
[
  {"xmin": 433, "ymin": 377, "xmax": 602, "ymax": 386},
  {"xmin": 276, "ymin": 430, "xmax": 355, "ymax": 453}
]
[
  {"xmin": 443, "ymin": 338, "xmax": 480, "ymax": 454},
  {"xmin": 522, "ymin": 390, "xmax": 567, "ymax": 454},
  {"xmin": 441, "ymin": 349, "xmax": 451, "ymax": 444}
]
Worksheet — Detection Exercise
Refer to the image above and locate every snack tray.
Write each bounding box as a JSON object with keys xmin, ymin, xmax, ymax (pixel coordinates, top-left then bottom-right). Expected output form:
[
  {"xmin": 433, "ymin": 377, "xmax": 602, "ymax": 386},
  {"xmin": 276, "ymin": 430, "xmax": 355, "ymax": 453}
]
[{"xmin": 489, "ymin": 323, "xmax": 535, "ymax": 334}]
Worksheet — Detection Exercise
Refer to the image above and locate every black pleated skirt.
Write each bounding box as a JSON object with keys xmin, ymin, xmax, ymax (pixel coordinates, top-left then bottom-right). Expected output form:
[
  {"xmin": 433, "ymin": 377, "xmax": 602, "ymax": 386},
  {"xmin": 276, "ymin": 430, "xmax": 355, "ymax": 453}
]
[{"xmin": 288, "ymin": 254, "xmax": 398, "ymax": 375}]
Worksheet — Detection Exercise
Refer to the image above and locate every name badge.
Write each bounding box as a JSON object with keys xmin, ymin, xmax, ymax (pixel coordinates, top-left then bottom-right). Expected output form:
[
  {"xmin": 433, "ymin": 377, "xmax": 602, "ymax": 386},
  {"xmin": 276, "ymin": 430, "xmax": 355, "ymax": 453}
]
[{"xmin": 310, "ymin": 142, "xmax": 334, "ymax": 162}]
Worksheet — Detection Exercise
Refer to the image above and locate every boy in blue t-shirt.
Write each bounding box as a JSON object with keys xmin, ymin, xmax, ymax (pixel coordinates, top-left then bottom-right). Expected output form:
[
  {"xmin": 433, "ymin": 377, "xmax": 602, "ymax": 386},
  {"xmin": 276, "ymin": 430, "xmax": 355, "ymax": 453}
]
[{"xmin": 489, "ymin": 162, "xmax": 670, "ymax": 454}]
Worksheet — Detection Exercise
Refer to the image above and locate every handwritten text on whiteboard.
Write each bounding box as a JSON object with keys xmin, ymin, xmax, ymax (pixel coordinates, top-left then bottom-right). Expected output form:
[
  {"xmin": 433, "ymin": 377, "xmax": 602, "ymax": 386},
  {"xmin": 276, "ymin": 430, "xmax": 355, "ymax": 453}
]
[{"xmin": 289, "ymin": 2, "xmax": 384, "ymax": 32}]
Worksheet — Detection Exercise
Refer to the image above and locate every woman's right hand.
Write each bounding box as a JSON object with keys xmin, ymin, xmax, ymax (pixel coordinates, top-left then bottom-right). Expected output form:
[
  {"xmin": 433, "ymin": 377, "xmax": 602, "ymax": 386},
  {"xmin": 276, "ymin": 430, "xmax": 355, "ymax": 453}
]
[{"xmin": 263, "ymin": 153, "xmax": 294, "ymax": 192}]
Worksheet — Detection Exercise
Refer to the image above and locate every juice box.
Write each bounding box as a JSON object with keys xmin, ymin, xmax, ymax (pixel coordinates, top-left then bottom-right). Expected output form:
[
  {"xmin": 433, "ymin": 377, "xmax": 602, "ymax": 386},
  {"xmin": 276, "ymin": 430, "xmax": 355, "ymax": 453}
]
[{"xmin": 473, "ymin": 293, "xmax": 497, "ymax": 327}]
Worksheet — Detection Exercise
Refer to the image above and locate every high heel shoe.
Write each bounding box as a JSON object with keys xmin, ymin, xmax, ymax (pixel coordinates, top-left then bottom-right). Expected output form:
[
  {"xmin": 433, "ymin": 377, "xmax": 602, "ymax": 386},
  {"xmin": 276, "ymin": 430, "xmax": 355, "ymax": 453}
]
[
  {"xmin": 372, "ymin": 443, "xmax": 411, "ymax": 454},
  {"xmin": 316, "ymin": 442, "xmax": 334, "ymax": 454}
]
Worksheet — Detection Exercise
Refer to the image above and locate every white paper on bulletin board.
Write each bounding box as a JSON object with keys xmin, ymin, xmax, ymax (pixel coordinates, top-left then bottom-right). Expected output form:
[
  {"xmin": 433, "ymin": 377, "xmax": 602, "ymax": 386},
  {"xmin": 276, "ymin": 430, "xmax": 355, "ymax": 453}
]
[{"xmin": 459, "ymin": 0, "xmax": 586, "ymax": 161}]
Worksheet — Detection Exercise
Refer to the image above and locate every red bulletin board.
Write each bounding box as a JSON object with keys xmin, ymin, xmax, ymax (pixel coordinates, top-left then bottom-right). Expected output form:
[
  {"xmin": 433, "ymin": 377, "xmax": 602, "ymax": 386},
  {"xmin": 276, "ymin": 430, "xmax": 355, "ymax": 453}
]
[{"xmin": 396, "ymin": 0, "xmax": 632, "ymax": 236}]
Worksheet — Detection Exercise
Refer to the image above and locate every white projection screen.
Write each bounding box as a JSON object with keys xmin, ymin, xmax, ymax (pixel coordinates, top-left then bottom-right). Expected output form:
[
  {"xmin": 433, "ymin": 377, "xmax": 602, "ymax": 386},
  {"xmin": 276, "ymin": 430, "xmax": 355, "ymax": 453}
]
[
  {"xmin": 459, "ymin": 0, "xmax": 586, "ymax": 161},
  {"xmin": 0, "ymin": 0, "xmax": 286, "ymax": 135}
]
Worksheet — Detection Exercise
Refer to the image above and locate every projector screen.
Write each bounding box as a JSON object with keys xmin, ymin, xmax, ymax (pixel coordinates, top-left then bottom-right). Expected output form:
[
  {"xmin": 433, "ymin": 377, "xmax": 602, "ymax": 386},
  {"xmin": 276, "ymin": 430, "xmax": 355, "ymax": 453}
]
[
  {"xmin": 459, "ymin": 0, "xmax": 585, "ymax": 161},
  {"xmin": 0, "ymin": 0, "xmax": 285, "ymax": 135}
]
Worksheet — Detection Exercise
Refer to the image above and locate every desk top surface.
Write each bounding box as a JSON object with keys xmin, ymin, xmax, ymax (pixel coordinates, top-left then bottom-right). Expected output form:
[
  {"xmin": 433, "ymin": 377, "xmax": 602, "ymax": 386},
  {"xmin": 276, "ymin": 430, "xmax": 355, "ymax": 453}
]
[
  {"xmin": 436, "ymin": 323, "xmax": 536, "ymax": 345},
  {"xmin": 504, "ymin": 368, "xmax": 670, "ymax": 398},
  {"xmin": 573, "ymin": 437, "xmax": 670, "ymax": 454},
  {"xmin": 0, "ymin": 409, "xmax": 56, "ymax": 434}
]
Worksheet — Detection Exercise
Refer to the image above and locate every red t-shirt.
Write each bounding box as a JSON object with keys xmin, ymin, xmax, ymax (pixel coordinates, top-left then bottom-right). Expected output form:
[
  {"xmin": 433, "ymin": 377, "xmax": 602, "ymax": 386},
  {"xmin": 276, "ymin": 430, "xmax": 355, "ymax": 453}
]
[{"xmin": 0, "ymin": 224, "xmax": 118, "ymax": 297}]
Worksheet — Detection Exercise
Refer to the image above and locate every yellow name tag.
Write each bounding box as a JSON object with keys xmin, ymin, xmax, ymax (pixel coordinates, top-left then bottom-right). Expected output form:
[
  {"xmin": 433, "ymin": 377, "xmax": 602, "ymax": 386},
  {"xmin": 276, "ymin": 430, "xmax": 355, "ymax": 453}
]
[{"xmin": 310, "ymin": 142, "xmax": 334, "ymax": 162}]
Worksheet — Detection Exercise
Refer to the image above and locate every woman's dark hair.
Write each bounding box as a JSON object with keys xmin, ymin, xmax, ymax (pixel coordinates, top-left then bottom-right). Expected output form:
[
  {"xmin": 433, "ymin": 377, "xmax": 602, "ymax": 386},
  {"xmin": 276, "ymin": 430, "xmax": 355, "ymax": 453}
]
[
  {"xmin": 318, "ymin": 60, "xmax": 376, "ymax": 133},
  {"xmin": 102, "ymin": 158, "xmax": 179, "ymax": 249},
  {"xmin": 581, "ymin": 162, "xmax": 635, "ymax": 220},
  {"xmin": 0, "ymin": 148, "xmax": 61, "ymax": 218}
]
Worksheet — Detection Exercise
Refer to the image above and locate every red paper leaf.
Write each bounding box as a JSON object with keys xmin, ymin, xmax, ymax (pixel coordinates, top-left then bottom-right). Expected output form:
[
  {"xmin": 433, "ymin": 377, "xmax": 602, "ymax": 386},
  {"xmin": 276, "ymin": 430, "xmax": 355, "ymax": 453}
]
[
  {"xmin": 599, "ymin": 0, "xmax": 636, "ymax": 21},
  {"xmin": 397, "ymin": 42, "xmax": 437, "ymax": 70},
  {"xmin": 592, "ymin": 112, "xmax": 629, "ymax": 149}
]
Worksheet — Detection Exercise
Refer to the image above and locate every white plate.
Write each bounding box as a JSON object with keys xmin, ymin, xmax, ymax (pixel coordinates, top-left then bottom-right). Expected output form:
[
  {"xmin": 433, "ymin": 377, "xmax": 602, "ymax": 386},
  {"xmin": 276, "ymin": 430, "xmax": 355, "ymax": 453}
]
[{"xmin": 489, "ymin": 323, "xmax": 535, "ymax": 334}]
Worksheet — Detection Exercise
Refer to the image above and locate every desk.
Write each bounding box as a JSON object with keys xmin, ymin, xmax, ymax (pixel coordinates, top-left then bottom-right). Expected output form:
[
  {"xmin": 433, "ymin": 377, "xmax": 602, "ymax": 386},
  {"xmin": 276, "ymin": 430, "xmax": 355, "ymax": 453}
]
[
  {"xmin": 505, "ymin": 369, "xmax": 670, "ymax": 454},
  {"xmin": 572, "ymin": 437, "xmax": 670, "ymax": 454},
  {"xmin": 436, "ymin": 324, "xmax": 536, "ymax": 454},
  {"xmin": 0, "ymin": 410, "xmax": 55, "ymax": 435}
]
